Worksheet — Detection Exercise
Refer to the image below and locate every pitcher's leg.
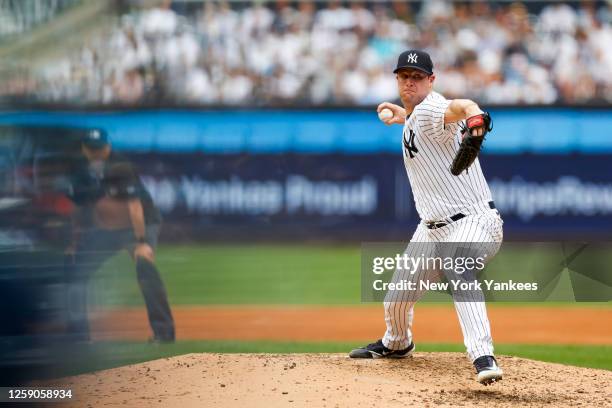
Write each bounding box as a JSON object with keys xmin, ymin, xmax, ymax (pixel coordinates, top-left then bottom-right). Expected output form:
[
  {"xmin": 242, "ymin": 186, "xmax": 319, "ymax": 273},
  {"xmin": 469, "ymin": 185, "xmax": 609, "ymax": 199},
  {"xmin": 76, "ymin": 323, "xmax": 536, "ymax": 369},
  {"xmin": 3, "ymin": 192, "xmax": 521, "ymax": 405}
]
[
  {"xmin": 443, "ymin": 215, "xmax": 502, "ymax": 361},
  {"xmin": 350, "ymin": 223, "xmax": 446, "ymax": 358},
  {"xmin": 383, "ymin": 300, "xmax": 415, "ymax": 350},
  {"xmin": 453, "ymin": 298, "xmax": 494, "ymax": 360},
  {"xmin": 382, "ymin": 225, "xmax": 438, "ymax": 350}
]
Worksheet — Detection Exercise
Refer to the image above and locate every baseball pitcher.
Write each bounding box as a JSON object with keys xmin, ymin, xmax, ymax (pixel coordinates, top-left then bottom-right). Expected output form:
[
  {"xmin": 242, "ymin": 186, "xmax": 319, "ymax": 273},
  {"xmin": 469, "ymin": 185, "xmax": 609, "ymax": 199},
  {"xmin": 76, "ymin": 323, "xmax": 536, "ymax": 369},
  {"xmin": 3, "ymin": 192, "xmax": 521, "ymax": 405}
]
[{"xmin": 349, "ymin": 50, "xmax": 503, "ymax": 386}]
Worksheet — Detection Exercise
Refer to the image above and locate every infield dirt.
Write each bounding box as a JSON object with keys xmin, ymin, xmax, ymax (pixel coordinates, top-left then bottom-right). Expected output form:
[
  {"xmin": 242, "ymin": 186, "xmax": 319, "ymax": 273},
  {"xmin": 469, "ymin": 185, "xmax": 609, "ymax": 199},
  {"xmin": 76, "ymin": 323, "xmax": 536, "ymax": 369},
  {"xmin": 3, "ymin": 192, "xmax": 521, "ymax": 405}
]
[
  {"xmin": 89, "ymin": 305, "xmax": 612, "ymax": 344},
  {"xmin": 52, "ymin": 352, "xmax": 612, "ymax": 408}
]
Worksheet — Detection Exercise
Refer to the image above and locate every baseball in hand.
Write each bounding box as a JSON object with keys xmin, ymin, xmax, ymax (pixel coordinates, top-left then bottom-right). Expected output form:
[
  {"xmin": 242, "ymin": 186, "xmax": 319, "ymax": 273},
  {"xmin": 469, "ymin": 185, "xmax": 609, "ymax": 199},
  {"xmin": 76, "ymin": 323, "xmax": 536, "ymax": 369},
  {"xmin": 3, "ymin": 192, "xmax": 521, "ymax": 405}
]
[{"xmin": 378, "ymin": 108, "xmax": 394, "ymax": 121}]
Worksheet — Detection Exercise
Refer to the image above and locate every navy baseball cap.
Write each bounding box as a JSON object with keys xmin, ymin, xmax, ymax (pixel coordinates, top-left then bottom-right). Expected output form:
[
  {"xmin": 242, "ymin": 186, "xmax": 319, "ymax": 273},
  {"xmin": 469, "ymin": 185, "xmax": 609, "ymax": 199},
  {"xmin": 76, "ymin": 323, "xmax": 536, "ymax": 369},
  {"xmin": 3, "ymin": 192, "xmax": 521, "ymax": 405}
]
[
  {"xmin": 82, "ymin": 128, "xmax": 109, "ymax": 148},
  {"xmin": 393, "ymin": 50, "xmax": 434, "ymax": 75}
]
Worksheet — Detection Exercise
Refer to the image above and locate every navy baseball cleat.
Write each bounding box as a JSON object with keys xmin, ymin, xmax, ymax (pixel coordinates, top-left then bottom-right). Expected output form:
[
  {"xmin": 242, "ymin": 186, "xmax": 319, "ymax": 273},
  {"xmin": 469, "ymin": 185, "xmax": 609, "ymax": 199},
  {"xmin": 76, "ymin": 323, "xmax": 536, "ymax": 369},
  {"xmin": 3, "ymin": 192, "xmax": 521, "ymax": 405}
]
[
  {"xmin": 349, "ymin": 339, "xmax": 415, "ymax": 359},
  {"xmin": 474, "ymin": 355, "xmax": 503, "ymax": 385}
]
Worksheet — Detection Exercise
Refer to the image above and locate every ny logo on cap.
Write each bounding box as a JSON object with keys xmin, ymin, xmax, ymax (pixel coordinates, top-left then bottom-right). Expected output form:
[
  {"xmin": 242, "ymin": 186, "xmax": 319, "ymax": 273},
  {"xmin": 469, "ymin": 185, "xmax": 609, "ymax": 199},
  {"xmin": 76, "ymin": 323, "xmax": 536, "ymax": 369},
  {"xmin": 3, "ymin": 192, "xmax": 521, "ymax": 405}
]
[
  {"xmin": 407, "ymin": 53, "xmax": 418, "ymax": 63},
  {"xmin": 91, "ymin": 130, "xmax": 100, "ymax": 139}
]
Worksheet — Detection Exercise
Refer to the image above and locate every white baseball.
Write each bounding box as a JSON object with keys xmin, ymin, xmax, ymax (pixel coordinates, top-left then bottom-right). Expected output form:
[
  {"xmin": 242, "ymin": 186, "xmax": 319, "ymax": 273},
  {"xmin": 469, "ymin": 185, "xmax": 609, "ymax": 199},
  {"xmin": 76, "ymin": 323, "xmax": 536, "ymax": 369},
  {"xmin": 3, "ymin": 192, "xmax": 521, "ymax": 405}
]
[{"xmin": 378, "ymin": 108, "xmax": 394, "ymax": 121}]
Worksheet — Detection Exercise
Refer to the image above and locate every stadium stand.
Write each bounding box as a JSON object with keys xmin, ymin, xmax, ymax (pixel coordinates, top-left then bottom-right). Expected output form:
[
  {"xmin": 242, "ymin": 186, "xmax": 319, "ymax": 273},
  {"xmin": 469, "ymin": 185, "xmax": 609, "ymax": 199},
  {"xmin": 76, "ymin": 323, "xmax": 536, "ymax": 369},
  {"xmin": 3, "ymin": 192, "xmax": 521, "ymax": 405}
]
[{"xmin": 0, "ymin": 0, "xmax": 610, "ymax": 106}]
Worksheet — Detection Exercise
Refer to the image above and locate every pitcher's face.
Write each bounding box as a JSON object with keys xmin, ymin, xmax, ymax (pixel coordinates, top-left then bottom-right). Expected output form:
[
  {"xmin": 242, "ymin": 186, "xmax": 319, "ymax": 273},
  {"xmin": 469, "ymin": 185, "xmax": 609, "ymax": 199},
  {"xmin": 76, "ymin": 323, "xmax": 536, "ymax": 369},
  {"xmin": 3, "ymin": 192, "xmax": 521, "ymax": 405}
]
[{"xmin": 396, "ymin": 68, "xmax": 435, "ymax": 107}]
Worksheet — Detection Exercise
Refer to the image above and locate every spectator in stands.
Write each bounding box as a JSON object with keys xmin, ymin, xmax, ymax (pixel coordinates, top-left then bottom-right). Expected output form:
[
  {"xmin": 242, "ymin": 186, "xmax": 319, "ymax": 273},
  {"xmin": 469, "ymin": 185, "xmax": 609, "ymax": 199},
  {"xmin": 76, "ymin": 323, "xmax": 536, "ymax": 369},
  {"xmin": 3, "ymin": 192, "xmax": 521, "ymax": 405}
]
[{"xmin": 2, "ymin": 0, "xmax": 611, "ymax": 106}]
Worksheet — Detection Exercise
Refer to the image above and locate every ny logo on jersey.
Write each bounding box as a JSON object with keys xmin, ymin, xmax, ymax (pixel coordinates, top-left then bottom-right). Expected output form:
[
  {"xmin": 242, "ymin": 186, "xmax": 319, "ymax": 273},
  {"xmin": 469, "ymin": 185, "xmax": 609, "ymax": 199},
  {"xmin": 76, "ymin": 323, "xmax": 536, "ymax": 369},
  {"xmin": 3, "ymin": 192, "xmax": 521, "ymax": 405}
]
[
  {"xmin": 403, "ymin": 128, "xmax": 419, "ymax": 159},
  {"xmin": 407, "ymin": 53, "xmax": 418, "ymax": 64}
]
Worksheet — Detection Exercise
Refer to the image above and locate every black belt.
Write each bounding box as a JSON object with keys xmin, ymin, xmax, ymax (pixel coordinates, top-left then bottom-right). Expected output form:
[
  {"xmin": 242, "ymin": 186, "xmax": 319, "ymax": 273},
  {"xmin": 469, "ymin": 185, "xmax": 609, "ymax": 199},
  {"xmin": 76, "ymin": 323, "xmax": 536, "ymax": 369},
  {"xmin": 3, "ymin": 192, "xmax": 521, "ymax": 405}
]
[{"xmin": 426, "ymin": 201, "xmax": 496, "ymax": 230}]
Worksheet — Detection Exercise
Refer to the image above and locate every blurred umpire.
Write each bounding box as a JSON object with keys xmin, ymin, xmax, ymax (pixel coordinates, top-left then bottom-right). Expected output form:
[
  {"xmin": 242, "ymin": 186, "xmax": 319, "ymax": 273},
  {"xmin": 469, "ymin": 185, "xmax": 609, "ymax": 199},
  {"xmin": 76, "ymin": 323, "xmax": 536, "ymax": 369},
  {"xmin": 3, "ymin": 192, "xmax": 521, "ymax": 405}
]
[{"xmin": 66, "ymin": 128, "xmax": 175, "ymax": 343}]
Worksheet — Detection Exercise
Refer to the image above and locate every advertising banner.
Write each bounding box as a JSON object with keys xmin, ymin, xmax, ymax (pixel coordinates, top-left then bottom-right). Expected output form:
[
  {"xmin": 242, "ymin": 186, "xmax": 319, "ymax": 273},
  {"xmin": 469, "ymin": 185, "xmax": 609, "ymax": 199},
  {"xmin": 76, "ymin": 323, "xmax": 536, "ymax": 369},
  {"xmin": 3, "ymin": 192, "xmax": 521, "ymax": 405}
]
[{"xmin": 131, "ymin": 153, "xmax": 612, "ymax": 241}]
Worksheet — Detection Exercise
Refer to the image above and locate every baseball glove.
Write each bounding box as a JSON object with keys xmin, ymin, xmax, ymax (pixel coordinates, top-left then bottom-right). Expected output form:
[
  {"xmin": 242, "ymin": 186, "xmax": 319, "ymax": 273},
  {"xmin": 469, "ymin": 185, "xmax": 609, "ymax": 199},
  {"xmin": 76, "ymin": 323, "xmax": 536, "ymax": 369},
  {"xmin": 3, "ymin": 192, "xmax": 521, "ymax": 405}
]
[{"xmin": 450, "ymin": 112, "xmax": 493, "ymax": 176}]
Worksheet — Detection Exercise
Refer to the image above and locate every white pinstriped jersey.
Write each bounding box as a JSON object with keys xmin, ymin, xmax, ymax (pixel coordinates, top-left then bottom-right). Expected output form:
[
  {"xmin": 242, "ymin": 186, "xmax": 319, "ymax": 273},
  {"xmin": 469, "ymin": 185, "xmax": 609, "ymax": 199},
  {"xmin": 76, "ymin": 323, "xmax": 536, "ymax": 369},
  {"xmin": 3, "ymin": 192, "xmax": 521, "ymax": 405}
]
[{"xmin": 402, "ymin": 91, "xmax": 493, "ymax": 221}]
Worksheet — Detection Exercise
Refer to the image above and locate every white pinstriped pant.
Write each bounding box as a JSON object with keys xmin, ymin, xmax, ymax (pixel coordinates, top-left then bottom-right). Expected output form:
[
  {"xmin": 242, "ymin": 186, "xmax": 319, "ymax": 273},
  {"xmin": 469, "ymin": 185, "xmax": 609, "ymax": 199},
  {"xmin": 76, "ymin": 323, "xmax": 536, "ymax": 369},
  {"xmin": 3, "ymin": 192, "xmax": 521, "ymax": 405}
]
[{"xmin": 382, "ymin": 209, "xmax": 503, "ymax": 362}]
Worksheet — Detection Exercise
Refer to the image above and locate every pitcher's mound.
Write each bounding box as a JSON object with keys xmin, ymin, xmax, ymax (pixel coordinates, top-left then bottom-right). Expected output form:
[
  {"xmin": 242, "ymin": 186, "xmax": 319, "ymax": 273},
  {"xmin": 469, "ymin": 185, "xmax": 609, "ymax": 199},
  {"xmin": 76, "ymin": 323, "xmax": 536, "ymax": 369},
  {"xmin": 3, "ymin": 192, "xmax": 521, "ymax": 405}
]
[{"xmin": 57, "ymin": 353, "xmax": 611, "ymax": 407}]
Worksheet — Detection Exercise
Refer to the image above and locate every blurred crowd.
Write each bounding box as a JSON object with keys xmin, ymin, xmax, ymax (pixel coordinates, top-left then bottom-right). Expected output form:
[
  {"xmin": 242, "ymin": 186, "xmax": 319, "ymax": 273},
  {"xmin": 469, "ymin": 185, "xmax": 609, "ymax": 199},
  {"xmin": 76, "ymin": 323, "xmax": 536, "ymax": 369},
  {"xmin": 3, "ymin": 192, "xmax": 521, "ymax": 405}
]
[
  {"xmin": 4, "ymin": 0, "xmax": 612, "ymax": 106},
  {"xmin": 0, "ymin": 0, "xmax": 83, "ymax": 40}
]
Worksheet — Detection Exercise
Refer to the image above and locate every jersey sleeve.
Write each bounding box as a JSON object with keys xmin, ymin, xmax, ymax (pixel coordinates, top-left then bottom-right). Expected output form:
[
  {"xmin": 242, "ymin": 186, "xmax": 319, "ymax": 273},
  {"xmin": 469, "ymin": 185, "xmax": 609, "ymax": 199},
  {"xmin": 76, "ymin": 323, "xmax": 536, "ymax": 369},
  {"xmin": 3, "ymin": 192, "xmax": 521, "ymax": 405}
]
[{"xmin": 411, "ymin": 96, "xmax": 459, "ymax": 144}]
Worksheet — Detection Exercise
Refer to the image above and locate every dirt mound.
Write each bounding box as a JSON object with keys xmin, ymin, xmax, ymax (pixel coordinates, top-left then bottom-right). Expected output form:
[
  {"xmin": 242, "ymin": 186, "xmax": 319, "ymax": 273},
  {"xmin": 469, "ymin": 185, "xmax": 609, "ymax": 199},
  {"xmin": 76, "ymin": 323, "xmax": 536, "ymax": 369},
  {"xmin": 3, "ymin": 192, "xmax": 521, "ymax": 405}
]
[{"xmin": 54, "ymin": 353, "xmax": 611, "ymax": 408}]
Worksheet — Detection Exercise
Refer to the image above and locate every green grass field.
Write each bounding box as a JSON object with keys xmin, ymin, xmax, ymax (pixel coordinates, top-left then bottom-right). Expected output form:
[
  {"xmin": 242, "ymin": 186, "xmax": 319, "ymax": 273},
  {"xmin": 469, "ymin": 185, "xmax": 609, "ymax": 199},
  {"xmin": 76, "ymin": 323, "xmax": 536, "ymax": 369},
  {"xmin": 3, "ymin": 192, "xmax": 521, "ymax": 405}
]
[
  {"xmin": 93, "ymin": 244, "xmax": 362, "ymax": 305},
  {"xmin": 92, "ymin": 244, "xmax": 611, "ymax": 306},
  {"xmin": 84, "ymin": 244, "xmax": 610, "ymax": 373}
]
